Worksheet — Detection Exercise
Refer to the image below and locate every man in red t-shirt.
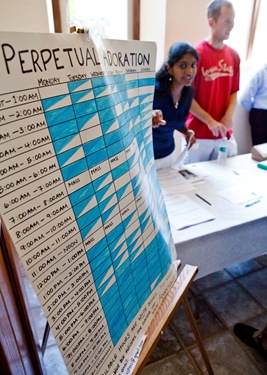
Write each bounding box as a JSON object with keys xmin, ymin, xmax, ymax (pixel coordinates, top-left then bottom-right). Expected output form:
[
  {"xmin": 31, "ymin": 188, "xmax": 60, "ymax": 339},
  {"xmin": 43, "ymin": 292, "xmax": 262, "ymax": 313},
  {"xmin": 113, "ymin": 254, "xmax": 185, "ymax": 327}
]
[{"xmin": 186, "ymin": 0, "xmax": 240, "ymax": 162}]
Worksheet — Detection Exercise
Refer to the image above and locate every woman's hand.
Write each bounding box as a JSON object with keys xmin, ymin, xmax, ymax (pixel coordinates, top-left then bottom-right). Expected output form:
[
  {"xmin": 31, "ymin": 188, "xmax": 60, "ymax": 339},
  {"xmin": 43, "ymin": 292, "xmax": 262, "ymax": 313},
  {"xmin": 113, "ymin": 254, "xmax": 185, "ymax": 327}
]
[
  {"xmin": 152, "ymin": 109, "xmax": 166, "ymax": 128},
  {"xmin": 185, "ymin": 130, "xmax": 196, "ymax": 149}
]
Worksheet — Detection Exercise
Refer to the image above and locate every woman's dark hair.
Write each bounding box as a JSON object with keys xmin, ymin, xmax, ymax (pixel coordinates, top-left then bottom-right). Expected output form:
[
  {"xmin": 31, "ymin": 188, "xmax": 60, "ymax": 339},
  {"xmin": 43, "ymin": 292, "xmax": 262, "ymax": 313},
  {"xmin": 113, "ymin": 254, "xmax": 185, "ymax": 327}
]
[{"xmin": 156, "ymin": 42, "xmax": 199, "ymax": 88}]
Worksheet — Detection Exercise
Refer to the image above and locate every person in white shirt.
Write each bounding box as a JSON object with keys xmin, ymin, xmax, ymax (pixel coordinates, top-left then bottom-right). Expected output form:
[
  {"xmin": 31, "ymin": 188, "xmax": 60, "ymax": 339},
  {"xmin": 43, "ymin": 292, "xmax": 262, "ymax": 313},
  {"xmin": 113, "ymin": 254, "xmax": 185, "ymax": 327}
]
[{"xmin": 239, "ymin": 63, "xmax": 267, "ymax": 145}]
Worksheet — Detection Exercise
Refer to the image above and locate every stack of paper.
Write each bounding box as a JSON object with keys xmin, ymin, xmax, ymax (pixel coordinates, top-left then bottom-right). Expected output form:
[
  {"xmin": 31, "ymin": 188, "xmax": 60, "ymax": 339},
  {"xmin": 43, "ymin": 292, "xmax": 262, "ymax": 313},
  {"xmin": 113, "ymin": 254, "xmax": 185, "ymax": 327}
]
[
  {"xmin": 251, "ymin": 143, "xmax": 267, "ymax": 161},
  {"xmin": 157, "ymin": 168, "xmax": 195, "ymax": 194}
]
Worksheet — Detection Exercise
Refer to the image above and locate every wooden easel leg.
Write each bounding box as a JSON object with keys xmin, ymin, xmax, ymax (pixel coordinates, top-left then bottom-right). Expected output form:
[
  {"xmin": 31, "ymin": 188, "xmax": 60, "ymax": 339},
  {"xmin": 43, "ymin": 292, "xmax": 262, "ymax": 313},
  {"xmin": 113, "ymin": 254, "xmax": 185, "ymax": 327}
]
[
  {"xmin": 188, "ymin": 287, "xmax": 200, "ymax": 321},
  {"xmin": 182, "ymin": 296, "xmax": 214, "ymax": 375}
]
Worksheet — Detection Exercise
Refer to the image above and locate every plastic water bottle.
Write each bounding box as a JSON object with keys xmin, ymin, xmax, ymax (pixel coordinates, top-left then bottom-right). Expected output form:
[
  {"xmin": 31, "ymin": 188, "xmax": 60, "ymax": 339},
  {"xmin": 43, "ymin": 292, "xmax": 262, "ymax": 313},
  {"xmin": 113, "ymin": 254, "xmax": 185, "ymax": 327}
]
[{"xmin": 217, "ymin": 137, "xmax": 228, "ymax": 165}]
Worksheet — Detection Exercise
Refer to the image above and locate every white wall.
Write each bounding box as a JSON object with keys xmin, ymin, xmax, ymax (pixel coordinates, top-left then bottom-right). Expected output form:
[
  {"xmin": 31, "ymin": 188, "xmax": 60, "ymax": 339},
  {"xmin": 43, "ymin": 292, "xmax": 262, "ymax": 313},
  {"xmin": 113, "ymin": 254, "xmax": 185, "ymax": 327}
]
[
  {"xmin": 140, "ymin": 0, "xmax": 167, "ymax": 70},
  {"xmin": 140, "ymin": 0, "xmax": 210, "ymax": 69},
  {"xmin": 165, "ymin": 0, "xmax": 209, "ymax": 54},
  {"xmin": 234, "ymin": 63, "xmax": 254, "ymax": 154},
  {"xmin": 0, "ymin": 0, "xmax": 51, "ymax": 32}
]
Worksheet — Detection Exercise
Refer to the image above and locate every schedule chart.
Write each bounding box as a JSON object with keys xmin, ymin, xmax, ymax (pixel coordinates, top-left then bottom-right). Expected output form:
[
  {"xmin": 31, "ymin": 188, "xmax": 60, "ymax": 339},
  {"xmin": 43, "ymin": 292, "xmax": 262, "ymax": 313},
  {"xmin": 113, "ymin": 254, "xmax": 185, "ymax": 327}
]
[{"xmin": 0, "ymin": 32, "xmax": 177, "ymax": 374}]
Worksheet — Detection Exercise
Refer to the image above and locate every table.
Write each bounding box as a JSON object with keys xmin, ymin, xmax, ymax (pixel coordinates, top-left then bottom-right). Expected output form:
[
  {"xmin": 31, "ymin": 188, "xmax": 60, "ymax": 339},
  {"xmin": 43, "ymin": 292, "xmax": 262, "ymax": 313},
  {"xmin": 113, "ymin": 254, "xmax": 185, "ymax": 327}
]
[{"xmin": 169, "ymin": 154, "xmax": 267, "ymax": 279}]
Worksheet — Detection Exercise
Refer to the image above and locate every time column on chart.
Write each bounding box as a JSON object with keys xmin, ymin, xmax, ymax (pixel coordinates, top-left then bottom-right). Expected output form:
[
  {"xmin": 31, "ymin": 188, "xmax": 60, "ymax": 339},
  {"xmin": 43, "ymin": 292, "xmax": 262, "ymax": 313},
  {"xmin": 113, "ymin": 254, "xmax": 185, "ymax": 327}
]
[{"xmin": 0, "ymin": 85, "xmax": 106, "ymax": 370}]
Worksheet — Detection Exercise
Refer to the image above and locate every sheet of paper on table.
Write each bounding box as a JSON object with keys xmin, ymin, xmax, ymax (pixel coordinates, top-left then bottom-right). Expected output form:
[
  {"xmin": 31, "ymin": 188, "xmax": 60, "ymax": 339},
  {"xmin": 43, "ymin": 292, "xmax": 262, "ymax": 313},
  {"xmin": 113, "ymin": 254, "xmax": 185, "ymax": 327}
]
[
  {"xmin": 163, "ymin": 193, "xmax": 215, "ymax": 230},
  {"xmin": 217, "ymin": 184, "xmax": 262, "ymax": 205},
  {"xmin": 231, "ymin": 168, "xmax": 266, "ymax": 196}
]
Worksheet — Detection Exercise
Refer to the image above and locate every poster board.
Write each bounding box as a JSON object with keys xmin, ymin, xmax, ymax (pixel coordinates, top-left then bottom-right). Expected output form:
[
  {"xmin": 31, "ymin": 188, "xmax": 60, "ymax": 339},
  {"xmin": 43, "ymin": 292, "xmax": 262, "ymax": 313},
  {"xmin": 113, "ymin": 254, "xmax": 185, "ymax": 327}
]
[{"xmin": 0, "ymin": 31, "xmax": 177, "ymax": 374}]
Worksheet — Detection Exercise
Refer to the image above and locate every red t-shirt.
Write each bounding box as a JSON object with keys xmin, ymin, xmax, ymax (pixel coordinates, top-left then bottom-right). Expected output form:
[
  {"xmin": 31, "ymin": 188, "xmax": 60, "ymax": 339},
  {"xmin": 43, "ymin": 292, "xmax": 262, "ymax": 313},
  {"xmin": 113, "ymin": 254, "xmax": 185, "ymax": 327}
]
[{"xmin": 186, "ymin": 40, "xmax": 240, "ymax": 139}]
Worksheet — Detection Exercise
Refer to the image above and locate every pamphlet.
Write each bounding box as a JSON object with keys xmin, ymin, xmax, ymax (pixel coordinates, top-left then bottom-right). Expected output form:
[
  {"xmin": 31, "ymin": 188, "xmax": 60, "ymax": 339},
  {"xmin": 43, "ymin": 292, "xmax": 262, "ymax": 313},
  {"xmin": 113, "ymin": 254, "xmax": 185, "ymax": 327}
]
[{"xmin": 178, "ymin": 169, "xmax": 204, "ymax": 184}]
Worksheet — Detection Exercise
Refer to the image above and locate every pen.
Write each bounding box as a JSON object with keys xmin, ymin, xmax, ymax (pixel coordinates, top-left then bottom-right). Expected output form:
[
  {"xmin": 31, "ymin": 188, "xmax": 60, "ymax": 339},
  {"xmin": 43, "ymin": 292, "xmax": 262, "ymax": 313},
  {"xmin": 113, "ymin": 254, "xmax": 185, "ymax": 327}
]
[
  {"xmin": 245, "ymin": 200, "xmax": 260, "ymax": 207},
  {"xmin": 195, "ymin": 194, "xmax": 212, "ymax": 206}
]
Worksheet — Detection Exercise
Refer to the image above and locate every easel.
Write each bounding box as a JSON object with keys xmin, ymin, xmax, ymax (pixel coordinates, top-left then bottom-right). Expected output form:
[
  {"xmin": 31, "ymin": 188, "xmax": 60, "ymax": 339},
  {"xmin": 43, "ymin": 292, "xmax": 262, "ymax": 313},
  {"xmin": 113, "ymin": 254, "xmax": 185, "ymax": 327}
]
[
  {"xmin": 0, "ymin": 219, "xmax": 45, "ymax": 373},
  {"xmin": 1, "ymin": 28, "xmax": 213, "ymax": 373},
  {"xmin": 133, "ymin": 262, "xmax": 214, "ymax": 375}
]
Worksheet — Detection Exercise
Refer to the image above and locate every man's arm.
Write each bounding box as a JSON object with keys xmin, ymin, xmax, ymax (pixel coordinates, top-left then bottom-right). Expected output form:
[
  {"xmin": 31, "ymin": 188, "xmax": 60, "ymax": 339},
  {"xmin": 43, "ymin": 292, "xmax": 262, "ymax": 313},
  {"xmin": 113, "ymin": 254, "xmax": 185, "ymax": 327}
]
[
  {"xmin": 189, "ymin": 99, "xmax": 227, "ymax": 138},
  {"xmin": 220, "ymin": 92, "xmax": 237, "ymax": 130}
]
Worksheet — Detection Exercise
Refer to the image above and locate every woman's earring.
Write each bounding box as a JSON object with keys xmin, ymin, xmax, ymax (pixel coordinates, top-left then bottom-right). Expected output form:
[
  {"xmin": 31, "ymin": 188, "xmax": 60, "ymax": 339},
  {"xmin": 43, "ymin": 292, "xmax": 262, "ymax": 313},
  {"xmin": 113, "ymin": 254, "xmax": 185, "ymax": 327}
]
[{"xmin": 169, "ymin": 75, "xmax": 172, "ymax": 82}]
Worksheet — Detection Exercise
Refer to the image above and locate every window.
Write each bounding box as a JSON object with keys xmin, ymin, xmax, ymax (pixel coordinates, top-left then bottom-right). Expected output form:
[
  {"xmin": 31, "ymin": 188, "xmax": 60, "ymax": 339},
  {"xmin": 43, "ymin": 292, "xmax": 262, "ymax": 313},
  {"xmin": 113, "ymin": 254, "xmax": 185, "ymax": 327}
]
[
  {"xmin": 226, "ymin": 0, "xmax": 254, "ymax": 61},
  {"xmin": 251, "ymin": 0, "xmax": 267, "ymax": 62},
  {"xmin": 227, "ymin": 0, "xmax": 267, "ymax": 62},
  {"xmin": 68, "ymin": 0, "xmax": 129, "ymax": 39},
  {"xmin": 61, "ymin": 0, "xmax": 265, "ymax": 63}
]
